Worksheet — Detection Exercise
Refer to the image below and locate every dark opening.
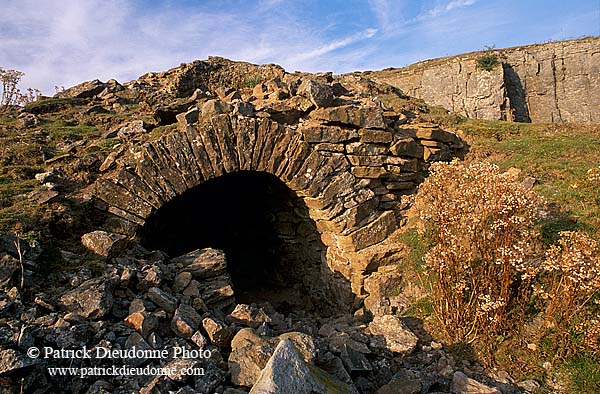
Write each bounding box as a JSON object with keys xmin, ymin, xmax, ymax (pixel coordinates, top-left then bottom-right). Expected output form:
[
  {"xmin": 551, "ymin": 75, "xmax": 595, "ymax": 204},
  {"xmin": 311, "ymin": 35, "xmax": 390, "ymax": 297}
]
[{"xmin": 139, "ymin": 171, "xmax": 330, "ymax": 315}]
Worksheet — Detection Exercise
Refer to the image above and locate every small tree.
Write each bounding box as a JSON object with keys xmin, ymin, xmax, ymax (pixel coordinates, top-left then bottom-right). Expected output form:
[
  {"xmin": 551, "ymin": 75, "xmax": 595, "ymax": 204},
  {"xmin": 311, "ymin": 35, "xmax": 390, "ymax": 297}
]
[{"xmin": 0, "ymin": 67, "xmax": 41, "ymax": 111}]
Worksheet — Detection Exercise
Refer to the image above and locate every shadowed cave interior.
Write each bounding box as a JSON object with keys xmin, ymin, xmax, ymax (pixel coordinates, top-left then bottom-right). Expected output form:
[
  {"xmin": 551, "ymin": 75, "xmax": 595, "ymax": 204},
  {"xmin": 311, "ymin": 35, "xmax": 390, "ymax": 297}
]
[{"xmin": 139, "ymin": 171, "xmax": 333, "ymax": 315}]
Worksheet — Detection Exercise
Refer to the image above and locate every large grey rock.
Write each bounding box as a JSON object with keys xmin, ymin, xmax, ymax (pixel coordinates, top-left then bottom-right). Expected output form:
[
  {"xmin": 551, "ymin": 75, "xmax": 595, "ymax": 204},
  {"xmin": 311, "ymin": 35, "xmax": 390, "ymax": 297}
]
[
  {"xmin": 171, "ymin": 248, "xmax": 227, "ymax": 278},
  {"xmin": 60, "ymin": 277, "xmax": 114, "ymax": 319},
  {"xmin": 297, "ymin": 79, "xmax": 333, "ymax": 108},
  {"xmin": 452, "ymin": 372, "xmax": 501, "ymax": 394},
  {"xmin": 147, "ymin": 286, "xmax": 177, "ymax": 313},
  {"xmin": 367, "ymin": 315, "xmax": 418, "ymax": 355},
  {"xmin": 249, "ymin": 339, "xmax": 358, "ymax": 394},
  {"xmin": 0, "ymin": 349, "xmax": 37, "ymax": 374},
  {"xmin": 81, "ymin": 231, "xmax": 127, "ymax": 257},
  {"xmin": 228, "ymin": 328, "xmax": 317, "ymax": 387}
]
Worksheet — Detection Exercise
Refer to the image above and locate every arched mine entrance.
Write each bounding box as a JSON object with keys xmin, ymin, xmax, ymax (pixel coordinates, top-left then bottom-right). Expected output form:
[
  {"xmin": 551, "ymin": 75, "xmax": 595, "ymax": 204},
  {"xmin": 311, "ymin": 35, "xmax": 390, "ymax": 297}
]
[{"xmin": 139, "ymin": 171, "xmax": 333, "ymax": 316}]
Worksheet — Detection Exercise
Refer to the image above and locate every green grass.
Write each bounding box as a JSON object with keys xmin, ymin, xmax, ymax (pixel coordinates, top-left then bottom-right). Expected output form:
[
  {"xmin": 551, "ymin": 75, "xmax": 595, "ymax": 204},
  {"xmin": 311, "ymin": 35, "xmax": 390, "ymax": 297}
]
[
  {"xmin": 147, "ymin": 123, "xmax": 178, "ymax": 141},
  {"xmin": 397, "ymin": 228, "xmax": 430, "ymax": 270},
  {"xmin": 43, "ymin": 119, "xmax": 100, "ymax": 140},
  {"xmin": 458, "ymin": 119, "xmax": 600, "ymax": 237},
  {"xmin": 96, "ymin": 137, "xmax": 122, "ymax": 151},
  {"xmin": 23, "ymin": 97, "xmax": 89, "ymax": 114},
  {"xmin": 402, "ymin": 296, "xmax": 434, "ymax": 319},
  {"xmin": 562, "ymin": 354, "xmax": 600, "ymax": 394}
]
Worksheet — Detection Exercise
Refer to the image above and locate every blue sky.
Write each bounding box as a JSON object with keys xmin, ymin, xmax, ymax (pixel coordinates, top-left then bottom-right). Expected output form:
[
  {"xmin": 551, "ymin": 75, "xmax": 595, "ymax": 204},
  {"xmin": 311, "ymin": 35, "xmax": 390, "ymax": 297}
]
[{"xmin": 1, "ymin": 0, "xmax": 599, "ymax": 94}]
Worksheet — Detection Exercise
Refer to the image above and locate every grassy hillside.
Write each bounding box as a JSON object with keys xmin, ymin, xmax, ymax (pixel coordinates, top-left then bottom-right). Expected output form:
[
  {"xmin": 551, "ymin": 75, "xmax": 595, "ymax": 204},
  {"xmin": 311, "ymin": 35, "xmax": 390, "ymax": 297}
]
[{"xmin": 459, "ymin": 119, "xmax": 599, "ymax": 240}]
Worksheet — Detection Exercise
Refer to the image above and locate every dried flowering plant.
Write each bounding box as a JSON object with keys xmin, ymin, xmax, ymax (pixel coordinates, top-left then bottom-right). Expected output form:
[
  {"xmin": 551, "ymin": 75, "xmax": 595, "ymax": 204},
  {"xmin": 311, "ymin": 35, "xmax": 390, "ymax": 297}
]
[
  {"xmin": 538, "ymin": 231, "xmax": 600, "ymax": 357},
  {"xmin": 414, "ymin": 160, "xmax": 542, "ymax": 351}
]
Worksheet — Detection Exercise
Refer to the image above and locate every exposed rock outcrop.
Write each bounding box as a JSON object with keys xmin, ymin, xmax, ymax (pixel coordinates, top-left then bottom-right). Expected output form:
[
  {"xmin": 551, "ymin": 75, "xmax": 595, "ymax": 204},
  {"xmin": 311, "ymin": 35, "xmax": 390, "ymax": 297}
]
[{"xmin": 369, "ymin": 37, "xmax": 600, "ymax": 123}]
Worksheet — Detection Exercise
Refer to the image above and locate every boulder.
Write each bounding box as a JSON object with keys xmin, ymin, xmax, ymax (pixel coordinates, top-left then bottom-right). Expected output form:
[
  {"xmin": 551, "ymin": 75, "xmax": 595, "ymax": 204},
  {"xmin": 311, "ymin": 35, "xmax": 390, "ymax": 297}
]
[
  {"xmin": 201, "ymin": 99, "xmax": 231, "ymax": 116},
  {"xmin": 58, "ymin": 79, "xmax": 105, "ymax": 98},
  {"xmin": 176, "ymin": 107, "xmax": 199, "ymax": 127},
  {"xmin": 229, "ymin": 328, "xmax": 276, "ymax": 387},
  {"xmin": 116, "ymin": 120, "xmax": 150, "ymax": 139},
  {"xmin": 171, "ymin": 304, "xmax": 202, "ymax": 339},
  {"xmin": 125, "ymin": 310, "xmax": 158, "ymax": 338},
  {"xmin": 171, "ymin": 248, "xmax": 227, "ymax": 278},
  {"xmin": 147, "ymin": 287, "xmax": 177, "ymax": 313},
  {"xmin": 297, "ymin": 79, "xmax": 333, "ymax": 108},
  {"xmin": 26, "ymin": 189, "xmax": 60, "ymax": 204},
  {"xmin": 19, "ymin": 112, "xmax": 39, "ymax": 128},
  {"xmin": 0, "ymin": 348, "xmax": 37, "ymax": 374},
  {"xmin": 229, "ymin": 328, "xmax": 317, "ymax": 387},
  {"xmin": 60, "ymin": 277, "xmax": 114, "ymax": 319},
  {"xmin": 249, "ymin": 339, "xmax": 358, "ymax": 394},
  {"xmin": 202, "ymin": 317, "xmax": 233, "ymax": 348},
  {"xmin": 81, "ymin": 231, "xmax": 128, "ymax": 257},
  {"xmin": 226, "ymin": 303, "xmax": 284, "ymax": 329},
  {"xmin": 367, "ymin": 315, "xmax": 418, "ymax": 355},
  {"xmin": 452, "ymin": 372, "xmax": 501, "ymax": 394},
  {"xmin": 173, "ymin": 271, "xmax": 193, "ymax": 292}
]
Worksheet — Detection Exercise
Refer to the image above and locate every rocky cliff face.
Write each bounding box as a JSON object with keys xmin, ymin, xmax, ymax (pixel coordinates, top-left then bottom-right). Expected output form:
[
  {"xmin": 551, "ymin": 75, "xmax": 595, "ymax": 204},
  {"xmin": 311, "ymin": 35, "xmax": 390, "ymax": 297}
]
[{"xmin": 369, "ymin": 37, "xmax": 600, "ymax": 123}]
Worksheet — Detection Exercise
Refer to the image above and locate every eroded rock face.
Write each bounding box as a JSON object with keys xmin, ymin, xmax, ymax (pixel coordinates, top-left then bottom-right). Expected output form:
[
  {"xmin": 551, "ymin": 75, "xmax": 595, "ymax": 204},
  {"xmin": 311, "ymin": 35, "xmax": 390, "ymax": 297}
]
[{"xmin": 371, "ymin": 37, "xmax": 600, "ymax": 123}]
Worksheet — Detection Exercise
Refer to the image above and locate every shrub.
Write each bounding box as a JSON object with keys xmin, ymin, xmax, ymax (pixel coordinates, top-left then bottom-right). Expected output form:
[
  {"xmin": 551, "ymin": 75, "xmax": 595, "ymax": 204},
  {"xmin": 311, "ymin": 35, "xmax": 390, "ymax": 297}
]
[
  {"xmin": 0, "ymin": 67, "xmax": 41, "ymax": 110},
  {"xmin": 477, "ymin": 51, "xmax": 500, "ymax": 72},
  {"xmin": 414, "ymin": 160, "xmax": 541, "ymax": 353},
  {"xmin": 537, "ymin": 231, "xmax": 600, "ymax": 358},
  {"xmin": 413, "ymin": 160, "xmax": 600, "ymax": 371}
]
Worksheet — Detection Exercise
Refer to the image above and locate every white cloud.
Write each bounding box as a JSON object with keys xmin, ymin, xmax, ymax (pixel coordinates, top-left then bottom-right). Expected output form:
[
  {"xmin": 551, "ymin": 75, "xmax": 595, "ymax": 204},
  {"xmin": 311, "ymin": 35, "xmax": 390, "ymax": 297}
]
[
  {"xmin": 424, "ymin": 0, "xmax": 478, "ymax": 18},
  {"xmin": 367, "ymin": 0, "xmax": 480, "ymax": 36},
  {"xmin": 289, "ymin": 28, "xmax": 378, "ymax": 65},
  {"xmin": 367, "ymin": 0, "xmax": 395, "ymax": 32},
  {"xmin": 1, "ymin": 0, "xmax": 345, "ymax": 94}
]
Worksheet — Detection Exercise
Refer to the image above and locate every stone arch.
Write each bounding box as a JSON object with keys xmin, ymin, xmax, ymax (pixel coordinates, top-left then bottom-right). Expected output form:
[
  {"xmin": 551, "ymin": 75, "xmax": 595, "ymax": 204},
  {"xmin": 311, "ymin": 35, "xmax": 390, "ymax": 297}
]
[
  {"xmin": 137, "ymin": 170, "xmax": 333, "ymax": 314},
  {"xmin": 93, "ymin": 112, "xmax": 398, "ymax": 309}
]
